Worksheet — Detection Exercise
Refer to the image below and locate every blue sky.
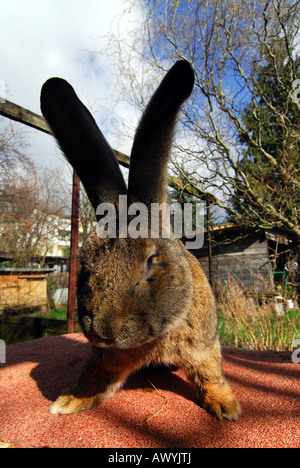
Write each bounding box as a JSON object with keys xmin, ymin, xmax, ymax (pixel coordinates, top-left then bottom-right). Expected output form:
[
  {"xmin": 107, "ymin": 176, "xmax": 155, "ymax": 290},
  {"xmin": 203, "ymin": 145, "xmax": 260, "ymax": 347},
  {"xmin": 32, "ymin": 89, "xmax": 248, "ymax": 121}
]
[{"xmin": 0, "ymin": 0, "xmax": 143, "ymax": 171}]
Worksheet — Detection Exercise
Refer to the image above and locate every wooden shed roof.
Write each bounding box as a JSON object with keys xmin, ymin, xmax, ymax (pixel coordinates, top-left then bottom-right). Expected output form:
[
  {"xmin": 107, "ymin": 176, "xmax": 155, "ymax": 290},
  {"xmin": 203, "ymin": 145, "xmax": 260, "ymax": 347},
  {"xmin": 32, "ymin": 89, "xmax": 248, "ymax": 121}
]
[
  {"xmin": 0, "ymin": 252, "xmax": 14, "ymax": 262},
  {"xmin": 0, "ymin": 268, "xmax": 54, "ymax": 275}
]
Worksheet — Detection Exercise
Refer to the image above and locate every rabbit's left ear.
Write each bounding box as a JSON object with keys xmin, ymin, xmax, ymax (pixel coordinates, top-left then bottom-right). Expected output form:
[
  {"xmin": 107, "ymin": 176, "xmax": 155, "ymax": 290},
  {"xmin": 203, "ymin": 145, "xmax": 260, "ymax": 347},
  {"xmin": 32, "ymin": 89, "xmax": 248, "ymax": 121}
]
[
  {"xmin": 128, "ymin": 60, "xmax": 194, "ymax": 206},
  {"xmin": 41, "ymin": 78, "xmax": 127, "ymax": 210}
]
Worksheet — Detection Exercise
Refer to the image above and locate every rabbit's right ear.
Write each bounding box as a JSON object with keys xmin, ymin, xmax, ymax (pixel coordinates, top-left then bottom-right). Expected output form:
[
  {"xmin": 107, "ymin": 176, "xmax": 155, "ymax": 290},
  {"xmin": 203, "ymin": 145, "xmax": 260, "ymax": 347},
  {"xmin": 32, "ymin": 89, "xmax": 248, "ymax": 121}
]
[
  {"xmin": 41, "ymin": 78, "xmax": 127, "ymax": 210},
  {"xmin": 128, "ymin": 60, "xmax": 194, "ymax": 207}
]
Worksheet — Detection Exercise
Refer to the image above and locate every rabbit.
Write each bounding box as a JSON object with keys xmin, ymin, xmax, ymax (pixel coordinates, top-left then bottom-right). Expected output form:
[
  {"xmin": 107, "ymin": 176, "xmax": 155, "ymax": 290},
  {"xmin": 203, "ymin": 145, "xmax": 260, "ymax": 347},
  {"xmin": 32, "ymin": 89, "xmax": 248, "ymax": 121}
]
[{"xmin": 40, "ymin": 60, "xmax": 241, "ymax": 421}]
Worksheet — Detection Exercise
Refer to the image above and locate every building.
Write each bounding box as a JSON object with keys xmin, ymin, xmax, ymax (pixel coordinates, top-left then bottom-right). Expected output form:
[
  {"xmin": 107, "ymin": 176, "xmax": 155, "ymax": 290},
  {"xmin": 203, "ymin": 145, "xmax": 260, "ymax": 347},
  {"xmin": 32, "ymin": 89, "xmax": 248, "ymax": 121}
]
[
  {"xmin": 0, "ymin": 268, "xmax": 54, "ymax": 314},
  {"xmin": 183, "ymin": 225, "xmax": 298, "ymax": 295}
]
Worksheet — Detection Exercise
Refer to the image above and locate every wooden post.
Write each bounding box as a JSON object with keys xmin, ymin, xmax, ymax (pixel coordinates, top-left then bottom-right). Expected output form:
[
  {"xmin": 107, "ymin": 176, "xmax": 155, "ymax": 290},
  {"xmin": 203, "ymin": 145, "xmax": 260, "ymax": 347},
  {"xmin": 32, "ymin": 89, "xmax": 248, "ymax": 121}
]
[{"xmin": 67, "ymin": 171, "xmax": 80, "ymax": 333}]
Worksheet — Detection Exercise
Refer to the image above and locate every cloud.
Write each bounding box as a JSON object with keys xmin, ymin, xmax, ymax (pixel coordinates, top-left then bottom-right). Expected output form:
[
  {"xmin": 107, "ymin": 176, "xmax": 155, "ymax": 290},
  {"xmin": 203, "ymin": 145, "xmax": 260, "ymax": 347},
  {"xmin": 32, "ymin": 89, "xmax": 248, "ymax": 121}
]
[{"xmin": 0, "ymin": 0, "xmax": 144, "ymax": 169}]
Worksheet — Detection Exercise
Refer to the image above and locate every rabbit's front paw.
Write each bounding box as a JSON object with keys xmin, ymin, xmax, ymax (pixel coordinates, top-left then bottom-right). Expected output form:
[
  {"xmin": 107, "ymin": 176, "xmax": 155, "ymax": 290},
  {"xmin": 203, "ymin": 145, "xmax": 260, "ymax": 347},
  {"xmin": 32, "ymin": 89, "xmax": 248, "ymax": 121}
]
[
  {"xmin": 50, "ymin": 392, "xmax": 99, "ymax": 415},
  {"xmin": 200, "ymin": 382, "xmax": 242, "ymax": 421}
]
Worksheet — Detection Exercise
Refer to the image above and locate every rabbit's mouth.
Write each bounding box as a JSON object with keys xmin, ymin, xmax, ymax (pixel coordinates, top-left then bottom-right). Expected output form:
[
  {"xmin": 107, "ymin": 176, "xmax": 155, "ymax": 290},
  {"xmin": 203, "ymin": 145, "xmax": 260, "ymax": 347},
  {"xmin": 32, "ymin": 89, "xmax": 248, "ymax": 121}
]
[
  {"xmin": 95, "ymin": 336, "xmax": 116, "ymax": 348},
  {"xmin": 81, "ymin": 329, "xmax": 116, "ymax": 348},
  {"xmin": 89, "ymin": 333, "xmax": 157, "ymax": 350}
]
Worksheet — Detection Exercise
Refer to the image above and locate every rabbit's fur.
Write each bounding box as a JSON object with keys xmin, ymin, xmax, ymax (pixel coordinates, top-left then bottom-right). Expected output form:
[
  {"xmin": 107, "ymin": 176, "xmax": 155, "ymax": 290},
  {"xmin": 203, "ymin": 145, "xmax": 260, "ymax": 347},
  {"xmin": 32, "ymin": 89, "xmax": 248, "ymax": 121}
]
[{"xmin": 41, "ymin": 60, "xmax": 241, "ymax": 420}]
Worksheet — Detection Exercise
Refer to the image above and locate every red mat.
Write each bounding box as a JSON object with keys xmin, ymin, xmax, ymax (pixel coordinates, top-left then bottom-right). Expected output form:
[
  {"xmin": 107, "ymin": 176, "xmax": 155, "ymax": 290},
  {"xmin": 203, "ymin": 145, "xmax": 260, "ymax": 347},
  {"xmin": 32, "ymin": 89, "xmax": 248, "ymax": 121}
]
[{"xmin": 0, "ymin": 333, "xmax": 299, "ymax": 448}]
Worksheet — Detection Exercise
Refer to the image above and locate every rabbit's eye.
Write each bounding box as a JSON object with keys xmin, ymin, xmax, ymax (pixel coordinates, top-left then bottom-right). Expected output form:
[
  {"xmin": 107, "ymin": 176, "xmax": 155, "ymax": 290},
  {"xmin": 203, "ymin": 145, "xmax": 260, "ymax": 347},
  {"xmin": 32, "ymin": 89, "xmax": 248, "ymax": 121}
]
[
  {"xmin": 145, "ymin": 254, "xmax": 160, "ymax": 279},
  {"xmin": 147, "ymin": 254, "xmax": 160, "ymax": 267},
  {"xmin": 138, "ymin": 253, "xmax": 160, "ymax": 284}
]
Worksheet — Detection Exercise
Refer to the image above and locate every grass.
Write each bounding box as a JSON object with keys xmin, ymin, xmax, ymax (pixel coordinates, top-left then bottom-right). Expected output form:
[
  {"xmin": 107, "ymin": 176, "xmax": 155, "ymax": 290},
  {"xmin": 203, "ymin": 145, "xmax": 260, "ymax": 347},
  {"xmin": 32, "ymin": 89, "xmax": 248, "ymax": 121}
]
[
  {"xmin": 215, "ymin": 281, "xmax": 300, "ymax": 351},
  {"xmin": 24, "ymin": 308, "xmax": 79, "ymax": 322},
  {"xmin": 218, "ymin": 308, "xmax": 300, "ymax": 351}
]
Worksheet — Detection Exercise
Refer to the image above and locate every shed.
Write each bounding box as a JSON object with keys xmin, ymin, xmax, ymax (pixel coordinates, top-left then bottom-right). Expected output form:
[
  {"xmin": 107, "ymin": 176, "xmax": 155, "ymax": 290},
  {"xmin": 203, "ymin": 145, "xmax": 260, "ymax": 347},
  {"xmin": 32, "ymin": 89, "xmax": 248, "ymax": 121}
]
[
  {"xmin": 183, "ymin": 226, "xmax": 297, "ymax": 293},
  {"xmin": 0, "ymin": 268, "xmax": 54, "ymax": 314}
]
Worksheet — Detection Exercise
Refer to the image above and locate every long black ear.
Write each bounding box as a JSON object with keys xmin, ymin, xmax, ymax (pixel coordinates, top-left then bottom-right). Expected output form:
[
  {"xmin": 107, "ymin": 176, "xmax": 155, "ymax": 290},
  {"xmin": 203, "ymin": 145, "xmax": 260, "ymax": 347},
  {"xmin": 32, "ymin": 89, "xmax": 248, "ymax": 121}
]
[
  {"xmin": 128, "ymin": 60, "xmax": 194, "ymax": 206},
  {"xmin": 41, "ymin": 78, "xmax": 127, "ymax": 210}
]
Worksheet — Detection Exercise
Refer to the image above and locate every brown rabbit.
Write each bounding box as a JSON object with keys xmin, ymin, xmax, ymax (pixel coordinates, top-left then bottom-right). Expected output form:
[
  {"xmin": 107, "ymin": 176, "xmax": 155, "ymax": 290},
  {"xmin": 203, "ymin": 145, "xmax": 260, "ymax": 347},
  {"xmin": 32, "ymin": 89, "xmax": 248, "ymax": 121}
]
[{"xmin": 41, "ymin": 60, "xmax": 241, "ymax": 421}]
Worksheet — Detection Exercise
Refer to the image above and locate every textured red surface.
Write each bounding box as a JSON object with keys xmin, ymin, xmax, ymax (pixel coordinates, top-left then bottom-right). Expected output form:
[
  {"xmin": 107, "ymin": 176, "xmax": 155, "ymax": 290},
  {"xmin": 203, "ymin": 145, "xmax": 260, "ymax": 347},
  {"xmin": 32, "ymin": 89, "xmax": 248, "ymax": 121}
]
[{"xmin": 0, "ymin": 333, "xmax": 299, "ymax": 448}]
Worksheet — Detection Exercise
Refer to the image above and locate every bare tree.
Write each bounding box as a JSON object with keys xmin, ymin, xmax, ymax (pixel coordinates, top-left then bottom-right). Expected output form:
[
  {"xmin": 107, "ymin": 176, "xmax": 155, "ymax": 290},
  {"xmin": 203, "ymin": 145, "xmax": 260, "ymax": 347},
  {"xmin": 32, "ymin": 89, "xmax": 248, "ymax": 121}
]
[
  {"xmin": 0, "ymin": 125, "xmax": 70, "ymax": 266},
  {"xmin": 0, "ymin": 119, "xmax": 33, "ymax": 177},
  {"xmin": 102, "ymin": 0, "xmax": 300, "ymax": 241}
]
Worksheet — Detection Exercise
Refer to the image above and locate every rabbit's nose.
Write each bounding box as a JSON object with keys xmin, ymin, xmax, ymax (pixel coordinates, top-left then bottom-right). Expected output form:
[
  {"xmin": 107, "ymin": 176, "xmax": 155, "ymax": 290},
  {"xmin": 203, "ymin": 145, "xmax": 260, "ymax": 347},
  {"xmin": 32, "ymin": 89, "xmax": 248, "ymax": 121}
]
[{"xmin": 94, "ymin": 318, "xmax": 116, "ymax": 341}]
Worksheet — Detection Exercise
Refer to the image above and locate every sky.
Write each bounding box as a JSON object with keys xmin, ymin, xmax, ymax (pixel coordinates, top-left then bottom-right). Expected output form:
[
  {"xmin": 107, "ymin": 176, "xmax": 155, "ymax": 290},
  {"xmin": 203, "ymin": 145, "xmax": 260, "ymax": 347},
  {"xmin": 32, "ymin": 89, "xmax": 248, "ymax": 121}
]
[{"xmin": 0, "ymin": 0, "xmax": 144, "ymax": 173}]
